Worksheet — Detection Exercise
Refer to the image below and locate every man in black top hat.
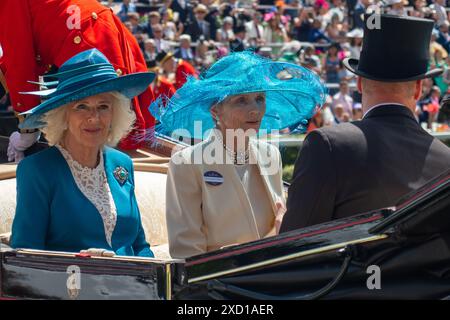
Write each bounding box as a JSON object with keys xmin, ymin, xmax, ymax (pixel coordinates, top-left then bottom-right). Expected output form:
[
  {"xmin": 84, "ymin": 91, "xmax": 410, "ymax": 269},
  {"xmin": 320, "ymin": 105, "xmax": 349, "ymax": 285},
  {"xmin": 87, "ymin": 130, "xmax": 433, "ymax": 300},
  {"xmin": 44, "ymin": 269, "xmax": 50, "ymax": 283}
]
[{"xmin": 281, "ymin": 14, "xmax": 450, "ymax": 233}]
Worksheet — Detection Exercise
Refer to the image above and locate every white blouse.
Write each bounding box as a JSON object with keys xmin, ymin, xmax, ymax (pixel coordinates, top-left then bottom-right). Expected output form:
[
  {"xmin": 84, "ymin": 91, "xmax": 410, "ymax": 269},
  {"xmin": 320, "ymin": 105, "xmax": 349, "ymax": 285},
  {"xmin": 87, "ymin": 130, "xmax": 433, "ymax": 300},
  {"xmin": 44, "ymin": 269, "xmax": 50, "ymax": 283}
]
[{"xmin": 56, "ymin": 145, "xmax": 117, "ymax": 247}]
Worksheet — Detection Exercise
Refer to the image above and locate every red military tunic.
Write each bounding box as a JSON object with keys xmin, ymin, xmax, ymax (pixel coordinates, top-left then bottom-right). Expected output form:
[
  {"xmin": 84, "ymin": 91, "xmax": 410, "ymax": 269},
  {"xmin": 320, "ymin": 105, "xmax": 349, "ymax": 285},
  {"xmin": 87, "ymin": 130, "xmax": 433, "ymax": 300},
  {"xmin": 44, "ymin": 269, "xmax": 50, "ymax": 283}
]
[
  {"xmin": 175, "ymin": 59, "xmax": 198, "ymax": 90},
  {"xmin": 0, "ymin": 0, "xmax": 155, "ymax": 149}
]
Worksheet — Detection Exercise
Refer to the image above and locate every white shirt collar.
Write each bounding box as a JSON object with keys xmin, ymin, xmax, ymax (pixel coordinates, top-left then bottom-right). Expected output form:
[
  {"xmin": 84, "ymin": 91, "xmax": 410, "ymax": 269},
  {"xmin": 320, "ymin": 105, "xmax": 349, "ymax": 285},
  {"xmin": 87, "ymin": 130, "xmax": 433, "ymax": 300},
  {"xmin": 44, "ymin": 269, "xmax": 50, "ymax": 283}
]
[{"xmin": 362, "ymin": 103, "xmax": 406, "ymax": 119}]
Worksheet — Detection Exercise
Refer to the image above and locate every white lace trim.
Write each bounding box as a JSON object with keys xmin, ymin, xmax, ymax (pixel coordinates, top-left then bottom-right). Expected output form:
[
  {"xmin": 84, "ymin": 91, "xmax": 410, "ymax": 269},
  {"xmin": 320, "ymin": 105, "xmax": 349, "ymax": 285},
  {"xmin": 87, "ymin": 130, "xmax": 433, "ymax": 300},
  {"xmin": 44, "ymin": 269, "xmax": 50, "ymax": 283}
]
[{"xmin": 56, "ymin": 144, "xmax": 117, "ymax": 247}]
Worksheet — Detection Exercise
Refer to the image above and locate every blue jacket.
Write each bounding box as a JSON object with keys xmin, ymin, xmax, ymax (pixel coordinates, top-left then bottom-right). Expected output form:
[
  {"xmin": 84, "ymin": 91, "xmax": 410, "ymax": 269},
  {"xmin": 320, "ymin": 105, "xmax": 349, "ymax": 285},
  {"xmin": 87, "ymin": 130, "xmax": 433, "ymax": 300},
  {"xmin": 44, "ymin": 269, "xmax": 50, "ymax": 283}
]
[
  {"xmin": 353, "ymin": 3, "xmax": 366, "ymax": 29},
  {"xmin": 308, "ymin": 28, "xmax": 331, "ymax": 44},
  {"xmin": 11, "ymin": 146, "xmax": 153, "ymax": 257}
]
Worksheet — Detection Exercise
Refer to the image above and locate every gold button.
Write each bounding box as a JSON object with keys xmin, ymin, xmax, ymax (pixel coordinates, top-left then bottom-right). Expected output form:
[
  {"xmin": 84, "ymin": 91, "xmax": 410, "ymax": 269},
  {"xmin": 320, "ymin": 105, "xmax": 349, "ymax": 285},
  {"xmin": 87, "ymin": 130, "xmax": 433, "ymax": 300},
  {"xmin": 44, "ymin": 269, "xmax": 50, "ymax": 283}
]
[
  {"xmin": 17, "ymin": 103, "xmax": 22, "ymax": 107},
  {"xmin": 36, "ymin": 54, "xmax": 41, "ymax": 61},
  {"xmin": 73, "ymin": 36, "xmax": 82, "ymax": 44},
  {"xmin": 116, "ymin": 68, "xmax": 123, "ymax": 76},
  {"xmin": 92, "ymin": 12, "xmax": 98, "ymax": 20}
]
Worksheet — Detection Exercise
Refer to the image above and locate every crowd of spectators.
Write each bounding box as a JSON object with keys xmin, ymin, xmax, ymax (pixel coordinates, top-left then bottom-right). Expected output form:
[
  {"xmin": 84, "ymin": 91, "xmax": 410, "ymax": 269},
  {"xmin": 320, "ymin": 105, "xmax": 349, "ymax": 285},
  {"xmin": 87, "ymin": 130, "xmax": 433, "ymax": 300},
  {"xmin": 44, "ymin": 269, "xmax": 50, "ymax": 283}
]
[{"xmin": 103, "ymin": 0, "xmax": 450, "ymax": 132}]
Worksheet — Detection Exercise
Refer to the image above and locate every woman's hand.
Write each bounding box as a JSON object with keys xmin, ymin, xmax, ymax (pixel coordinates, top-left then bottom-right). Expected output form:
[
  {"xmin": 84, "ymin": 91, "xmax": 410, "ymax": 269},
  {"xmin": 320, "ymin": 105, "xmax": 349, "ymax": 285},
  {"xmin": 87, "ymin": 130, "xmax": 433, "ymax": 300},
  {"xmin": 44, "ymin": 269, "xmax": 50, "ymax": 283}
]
[{"xmin": 274, "ymin": 201, "xmax": 286, "ymax": 234}]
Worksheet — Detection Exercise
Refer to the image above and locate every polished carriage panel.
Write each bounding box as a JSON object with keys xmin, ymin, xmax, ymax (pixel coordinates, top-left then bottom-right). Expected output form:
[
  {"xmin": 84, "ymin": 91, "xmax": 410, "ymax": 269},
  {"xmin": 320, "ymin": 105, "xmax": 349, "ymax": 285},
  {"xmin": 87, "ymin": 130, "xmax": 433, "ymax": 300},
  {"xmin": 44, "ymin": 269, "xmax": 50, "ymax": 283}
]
[{"xmin": 185, "ymin": 210, "xmax": 389, "ymax": 282}]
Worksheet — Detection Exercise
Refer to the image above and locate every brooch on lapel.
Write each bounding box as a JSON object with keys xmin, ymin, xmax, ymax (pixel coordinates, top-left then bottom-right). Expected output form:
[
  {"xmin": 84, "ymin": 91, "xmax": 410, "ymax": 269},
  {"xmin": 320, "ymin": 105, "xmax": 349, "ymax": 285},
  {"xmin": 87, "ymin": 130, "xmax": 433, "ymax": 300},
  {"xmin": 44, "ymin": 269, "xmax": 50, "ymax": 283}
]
[
  {"xmin": 203, "ymin": 171, "xmax": 224, "ymax": 186},
  {"xmin": 113, "ymin": 166, "xmax": 128, "ymax": 185}
]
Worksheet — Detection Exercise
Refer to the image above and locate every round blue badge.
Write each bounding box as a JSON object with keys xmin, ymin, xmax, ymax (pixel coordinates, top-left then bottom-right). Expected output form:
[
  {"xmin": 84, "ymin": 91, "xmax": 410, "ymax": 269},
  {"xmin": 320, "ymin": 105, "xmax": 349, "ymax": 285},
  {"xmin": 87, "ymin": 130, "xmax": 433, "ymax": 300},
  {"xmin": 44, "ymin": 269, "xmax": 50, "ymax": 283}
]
[{"xmin": 203, "ymin": 171, "xmax": 224, "ymax": 186}]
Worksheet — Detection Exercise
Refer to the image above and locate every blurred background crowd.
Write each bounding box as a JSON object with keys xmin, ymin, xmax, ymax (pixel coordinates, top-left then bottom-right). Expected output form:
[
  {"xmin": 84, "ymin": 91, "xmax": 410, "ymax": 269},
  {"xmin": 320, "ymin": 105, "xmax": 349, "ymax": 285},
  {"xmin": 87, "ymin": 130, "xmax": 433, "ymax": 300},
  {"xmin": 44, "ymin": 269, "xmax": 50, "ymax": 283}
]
[{"xmin": 2, "ymin": 0, "xmax": 450, "ymax": 133}]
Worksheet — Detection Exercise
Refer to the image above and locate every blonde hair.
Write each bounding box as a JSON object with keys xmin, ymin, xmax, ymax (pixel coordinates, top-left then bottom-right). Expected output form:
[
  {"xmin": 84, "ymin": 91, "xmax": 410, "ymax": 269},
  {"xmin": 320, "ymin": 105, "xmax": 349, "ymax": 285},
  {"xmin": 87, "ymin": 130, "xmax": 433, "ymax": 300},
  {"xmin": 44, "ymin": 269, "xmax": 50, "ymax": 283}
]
[{"xmin": 41, "ymin": 91, "xmax": 136, "ymax": 146}]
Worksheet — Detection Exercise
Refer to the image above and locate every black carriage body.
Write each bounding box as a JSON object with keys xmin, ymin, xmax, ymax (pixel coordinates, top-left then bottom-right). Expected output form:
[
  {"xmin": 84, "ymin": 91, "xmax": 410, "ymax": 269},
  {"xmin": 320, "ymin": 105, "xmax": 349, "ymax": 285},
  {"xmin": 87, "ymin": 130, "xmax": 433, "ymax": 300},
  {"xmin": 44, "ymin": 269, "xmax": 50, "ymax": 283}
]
[
  {"xmin": 1, "ymin": 170, "xmax": 449, "ymax": 300},
  {"xmin": 0, "ymin": 250, "xmax": 185, "ymax": 300}
]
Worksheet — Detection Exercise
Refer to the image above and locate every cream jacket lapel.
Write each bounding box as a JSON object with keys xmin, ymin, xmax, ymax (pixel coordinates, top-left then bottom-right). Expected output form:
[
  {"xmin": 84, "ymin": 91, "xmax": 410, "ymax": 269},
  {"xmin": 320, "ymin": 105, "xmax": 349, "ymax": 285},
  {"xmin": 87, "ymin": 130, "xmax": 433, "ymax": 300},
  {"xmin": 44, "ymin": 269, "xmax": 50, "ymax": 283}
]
[{"xmin": 165, "ymin": 130, "xmax": 285, "ymax": 259}]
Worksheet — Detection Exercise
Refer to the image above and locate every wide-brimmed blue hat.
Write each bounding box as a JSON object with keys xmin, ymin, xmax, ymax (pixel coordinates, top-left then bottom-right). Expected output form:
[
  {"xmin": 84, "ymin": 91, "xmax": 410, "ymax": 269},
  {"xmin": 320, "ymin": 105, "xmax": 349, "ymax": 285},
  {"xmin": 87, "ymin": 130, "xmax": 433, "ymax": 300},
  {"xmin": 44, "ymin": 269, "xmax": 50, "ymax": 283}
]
[
  {"xmin": 150, "ymin": 51, "xmax": 327, "ymax": 139},
  {"xmin": 19, "ymin": 49, "xmax": 155, "ymax": 129}
]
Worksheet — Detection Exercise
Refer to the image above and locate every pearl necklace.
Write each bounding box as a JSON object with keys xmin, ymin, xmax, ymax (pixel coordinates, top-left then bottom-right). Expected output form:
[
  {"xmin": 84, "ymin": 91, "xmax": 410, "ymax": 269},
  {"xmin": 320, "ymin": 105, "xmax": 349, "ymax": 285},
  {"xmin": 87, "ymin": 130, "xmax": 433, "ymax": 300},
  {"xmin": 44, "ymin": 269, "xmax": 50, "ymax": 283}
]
[{"xmin": 215, "ymin": 132, "xmax": 250, "ymax": 165}]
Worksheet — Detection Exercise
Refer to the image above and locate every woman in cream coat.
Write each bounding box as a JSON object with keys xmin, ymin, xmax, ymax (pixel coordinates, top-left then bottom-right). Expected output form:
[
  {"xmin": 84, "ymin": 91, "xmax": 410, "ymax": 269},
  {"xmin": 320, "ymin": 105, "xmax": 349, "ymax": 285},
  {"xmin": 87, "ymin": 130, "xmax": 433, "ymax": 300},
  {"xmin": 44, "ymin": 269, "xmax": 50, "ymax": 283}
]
[
  {"xmin": 166, "ymin": 104, "xmax": 285, "ymax": 258},
  {"xmin": 151, "ymin": 51, "xmax": 327, "ymax": 259}
]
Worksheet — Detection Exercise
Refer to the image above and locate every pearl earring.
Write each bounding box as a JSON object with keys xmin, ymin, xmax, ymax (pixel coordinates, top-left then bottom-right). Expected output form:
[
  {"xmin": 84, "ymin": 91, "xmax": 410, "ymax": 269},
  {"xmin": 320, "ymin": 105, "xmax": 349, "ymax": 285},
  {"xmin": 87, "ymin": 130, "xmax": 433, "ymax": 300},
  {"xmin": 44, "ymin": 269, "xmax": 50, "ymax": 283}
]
[{"xmin": 215, "ymin": 115, "xmax": 220, "ymax": 126}]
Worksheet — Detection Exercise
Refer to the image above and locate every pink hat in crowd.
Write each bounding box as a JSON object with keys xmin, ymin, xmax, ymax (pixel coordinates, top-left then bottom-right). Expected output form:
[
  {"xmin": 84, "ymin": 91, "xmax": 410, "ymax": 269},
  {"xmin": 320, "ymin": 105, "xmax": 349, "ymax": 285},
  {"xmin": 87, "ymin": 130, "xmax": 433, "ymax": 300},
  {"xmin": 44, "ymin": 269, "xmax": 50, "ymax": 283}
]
[
  {"xmin": 263, "ymin": 11, "xmax": 290, "ymax": 24},
  {"xmin": 315, "ymin": 0, "xmax": 330, "ymax": 9}
]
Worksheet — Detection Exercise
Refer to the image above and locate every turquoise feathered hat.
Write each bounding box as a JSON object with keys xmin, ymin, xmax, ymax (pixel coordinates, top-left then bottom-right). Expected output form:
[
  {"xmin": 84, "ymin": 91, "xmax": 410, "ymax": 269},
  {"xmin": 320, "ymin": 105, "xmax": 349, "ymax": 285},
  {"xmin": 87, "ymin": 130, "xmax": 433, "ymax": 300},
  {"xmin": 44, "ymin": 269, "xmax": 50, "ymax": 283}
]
[{"xmin": 19, "ymin": 49, "xmax": 155, "ymax": 129}]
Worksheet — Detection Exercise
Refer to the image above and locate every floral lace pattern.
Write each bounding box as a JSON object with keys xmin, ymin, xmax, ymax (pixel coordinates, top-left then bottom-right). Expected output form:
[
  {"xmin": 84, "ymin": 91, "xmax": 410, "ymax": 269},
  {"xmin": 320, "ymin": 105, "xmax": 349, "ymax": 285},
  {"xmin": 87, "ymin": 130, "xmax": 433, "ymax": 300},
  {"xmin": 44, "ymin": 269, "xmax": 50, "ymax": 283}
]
[{"xmin": 56, "ymin": 145, "xmax": 117, "ymax": 247}]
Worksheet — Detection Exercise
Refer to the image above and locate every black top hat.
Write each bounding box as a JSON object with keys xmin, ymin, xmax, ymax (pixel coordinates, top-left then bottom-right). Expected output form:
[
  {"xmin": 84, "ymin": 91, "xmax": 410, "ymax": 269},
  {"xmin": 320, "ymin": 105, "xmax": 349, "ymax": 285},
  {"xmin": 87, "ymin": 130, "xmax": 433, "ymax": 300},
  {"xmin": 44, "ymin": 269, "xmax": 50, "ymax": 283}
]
[
  {"xmin": 146, "ymin": 59, "xmax": 157, "ymax": 69},
  {"xmin": 343, "ymin": 14, "xmax": 443, "ymax": 82},
  {"xmin": 155, "ymin": 50, "xmax": 174, "ymax": 64}
]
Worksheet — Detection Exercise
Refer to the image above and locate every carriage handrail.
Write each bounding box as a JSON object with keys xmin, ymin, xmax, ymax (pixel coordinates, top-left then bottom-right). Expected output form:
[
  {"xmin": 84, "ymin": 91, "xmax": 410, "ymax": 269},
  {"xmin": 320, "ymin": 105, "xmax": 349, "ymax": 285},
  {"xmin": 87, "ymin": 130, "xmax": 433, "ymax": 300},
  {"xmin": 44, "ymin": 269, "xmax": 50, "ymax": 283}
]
[{"xmin": 205, "ymin": 245, "xmax": 355, "ymax": 300}]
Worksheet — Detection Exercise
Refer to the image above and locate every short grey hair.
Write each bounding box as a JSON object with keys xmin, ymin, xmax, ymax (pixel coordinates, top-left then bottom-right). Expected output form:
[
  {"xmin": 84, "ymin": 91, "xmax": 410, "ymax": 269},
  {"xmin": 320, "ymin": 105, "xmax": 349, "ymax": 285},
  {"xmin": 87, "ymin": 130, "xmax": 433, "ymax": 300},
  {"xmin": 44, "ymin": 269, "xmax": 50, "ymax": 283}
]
[{"xmin": 40, "ymin": 91, "xmax": 136, "ymax": 147}]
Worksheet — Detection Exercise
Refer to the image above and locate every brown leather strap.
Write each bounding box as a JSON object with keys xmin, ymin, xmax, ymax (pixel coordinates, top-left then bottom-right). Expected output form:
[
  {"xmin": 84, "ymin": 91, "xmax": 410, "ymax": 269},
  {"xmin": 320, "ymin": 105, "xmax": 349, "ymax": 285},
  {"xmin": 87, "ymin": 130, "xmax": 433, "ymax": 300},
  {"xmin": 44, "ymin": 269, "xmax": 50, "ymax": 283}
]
[
  {"xmin": 15, "ymin": 111, "xmax": 39, "ymax": 133},
  {"xmin": 0, "ymin": 69, "xmax": 8, "ymax": 94},
  {"xmin": 14, "ymin": 111, "xmax": 25, "ymax": 123}
]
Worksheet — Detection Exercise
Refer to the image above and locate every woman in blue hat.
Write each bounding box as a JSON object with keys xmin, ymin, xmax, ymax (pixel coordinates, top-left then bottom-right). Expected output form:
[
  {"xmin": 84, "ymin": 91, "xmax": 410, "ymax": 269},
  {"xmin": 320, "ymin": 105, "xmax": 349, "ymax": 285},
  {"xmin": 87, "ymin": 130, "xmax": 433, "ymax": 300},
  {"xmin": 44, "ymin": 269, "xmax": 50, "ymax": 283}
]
[
  {"xmin": 10, "ymin": 49, "xmax": 156, "ymax": 257},
  {"xmin": 151, "ymin": 51, "xmax": 326, "ymax": 258}
]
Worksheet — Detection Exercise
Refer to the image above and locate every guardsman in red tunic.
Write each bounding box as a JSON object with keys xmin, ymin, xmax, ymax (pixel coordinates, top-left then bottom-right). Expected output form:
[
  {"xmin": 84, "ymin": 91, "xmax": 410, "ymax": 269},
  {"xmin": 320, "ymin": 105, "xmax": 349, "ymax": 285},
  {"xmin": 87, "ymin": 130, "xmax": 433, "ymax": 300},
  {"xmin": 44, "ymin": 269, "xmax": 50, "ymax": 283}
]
[
  {"xmin": 146, "ymin": 60, "xmax": 176, "ymax": 100},
  {"xmin": 156, "ymin": 51, "xmax": 198, "ymax": 90},
  {"xmin": 0, "ymin": 0, "xmax": 155, "ymax": 161},
  {"xmin": 154, "ymin": 76, "xmax": 177, "ymax": 99},
  {"xmin": 175, "ymin": 59, "xmax": 199, "ymax": 90}
]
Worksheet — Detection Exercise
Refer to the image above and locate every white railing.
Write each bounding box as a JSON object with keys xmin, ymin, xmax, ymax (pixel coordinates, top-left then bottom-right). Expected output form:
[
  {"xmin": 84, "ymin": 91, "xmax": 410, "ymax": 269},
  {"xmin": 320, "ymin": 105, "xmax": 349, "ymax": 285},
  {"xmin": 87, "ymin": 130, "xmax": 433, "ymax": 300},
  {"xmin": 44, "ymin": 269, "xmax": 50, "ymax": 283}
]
[{"xmin": 268, "ymin": 131, "xmax": 450, "ymax": 148}]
